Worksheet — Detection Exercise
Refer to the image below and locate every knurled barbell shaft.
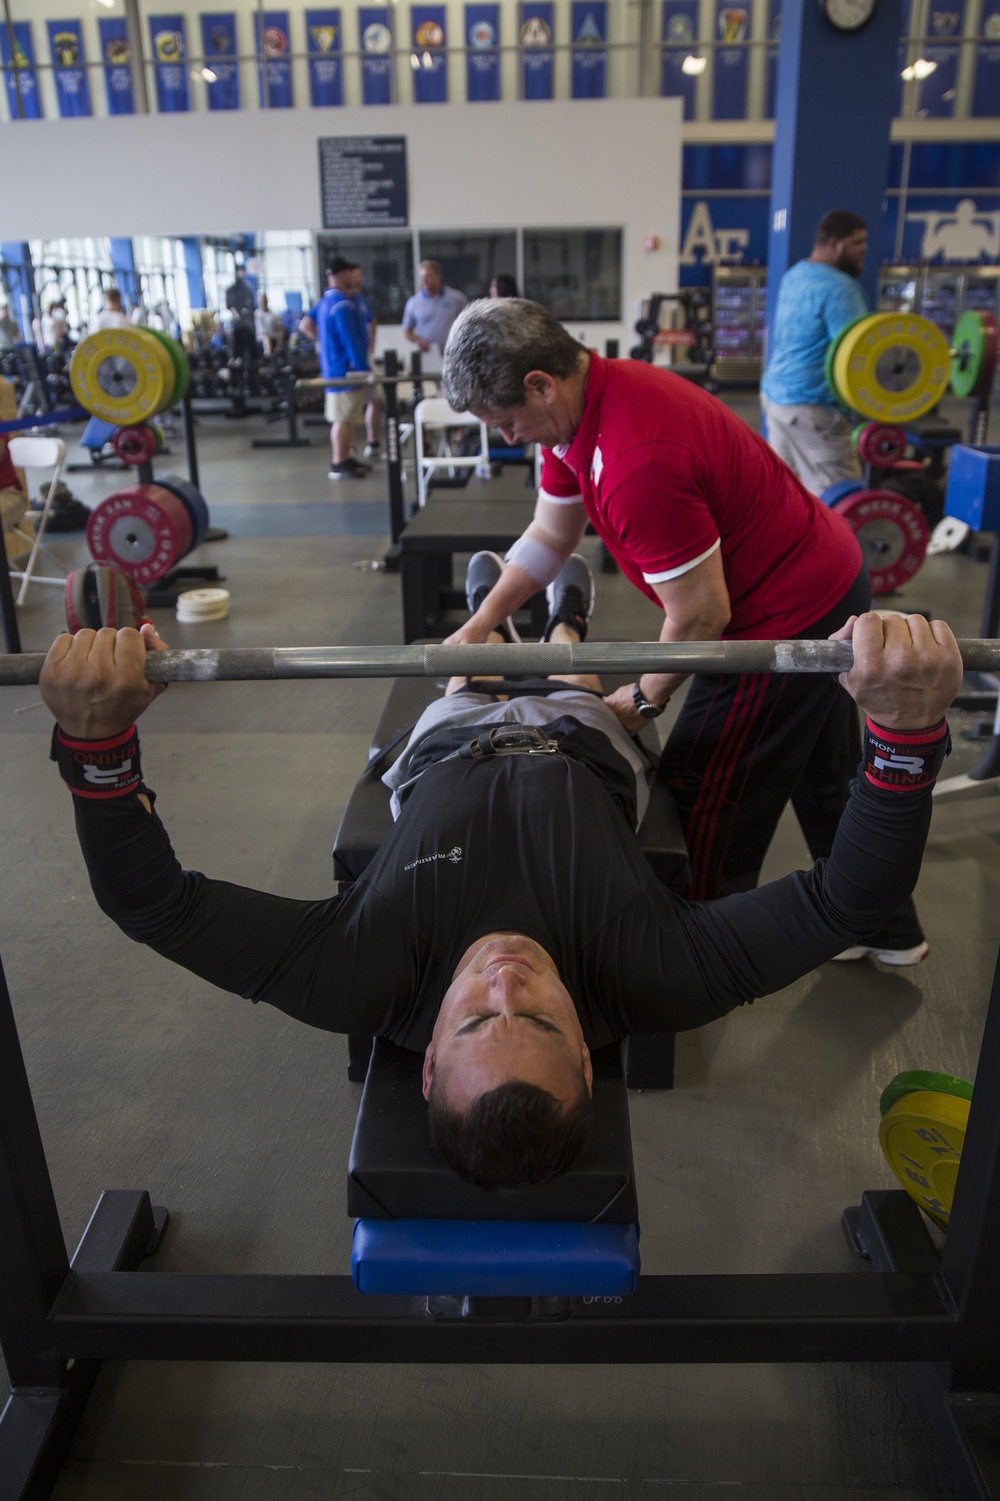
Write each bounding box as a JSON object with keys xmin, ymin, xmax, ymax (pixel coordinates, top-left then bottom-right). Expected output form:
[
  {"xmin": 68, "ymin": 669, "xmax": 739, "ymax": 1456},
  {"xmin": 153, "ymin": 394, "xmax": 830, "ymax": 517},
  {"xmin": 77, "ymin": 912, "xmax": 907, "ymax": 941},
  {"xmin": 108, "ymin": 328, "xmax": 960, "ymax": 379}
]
[{"xmin": 1, "ymin": 639, "xmax": 998, "ymax": 687}]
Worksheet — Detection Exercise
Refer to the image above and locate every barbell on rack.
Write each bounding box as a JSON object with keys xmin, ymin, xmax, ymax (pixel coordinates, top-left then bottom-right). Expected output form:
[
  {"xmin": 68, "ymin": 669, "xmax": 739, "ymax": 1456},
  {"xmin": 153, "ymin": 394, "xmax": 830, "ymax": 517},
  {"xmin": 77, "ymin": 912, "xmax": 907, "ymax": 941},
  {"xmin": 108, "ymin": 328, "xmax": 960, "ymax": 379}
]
[{"xmin": 1, "ymin": 637, "xmax": 997, "ymax": 688}]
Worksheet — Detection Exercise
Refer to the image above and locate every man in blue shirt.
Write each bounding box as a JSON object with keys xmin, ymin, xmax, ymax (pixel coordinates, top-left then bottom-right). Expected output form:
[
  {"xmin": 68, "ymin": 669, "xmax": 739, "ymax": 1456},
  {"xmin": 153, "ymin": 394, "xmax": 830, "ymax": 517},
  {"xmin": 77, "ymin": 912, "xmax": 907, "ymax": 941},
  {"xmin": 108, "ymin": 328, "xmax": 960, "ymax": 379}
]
[
  {"xmin": 301, "ymin": 257, "xmax": 371, "ymax": 479},
  {"xmin": 402, "ymin": 260, "xmax": 468, "ymax": 373},
  {"xmin": 760, "ymin": 210, "xmax": 870, "ymax": 496}
]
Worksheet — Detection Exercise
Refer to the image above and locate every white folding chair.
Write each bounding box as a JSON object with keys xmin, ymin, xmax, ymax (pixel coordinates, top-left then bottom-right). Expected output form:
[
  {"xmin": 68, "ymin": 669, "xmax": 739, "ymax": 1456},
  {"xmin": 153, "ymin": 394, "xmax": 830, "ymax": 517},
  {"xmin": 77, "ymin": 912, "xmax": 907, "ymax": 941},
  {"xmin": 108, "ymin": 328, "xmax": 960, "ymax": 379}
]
[
  {"xmin": 5, "ymin": 435, "xmax": 68, "ymax": 604},
  {"xmin": 413, "ymin": 397, "xmax": 491, "ymax": 508}
]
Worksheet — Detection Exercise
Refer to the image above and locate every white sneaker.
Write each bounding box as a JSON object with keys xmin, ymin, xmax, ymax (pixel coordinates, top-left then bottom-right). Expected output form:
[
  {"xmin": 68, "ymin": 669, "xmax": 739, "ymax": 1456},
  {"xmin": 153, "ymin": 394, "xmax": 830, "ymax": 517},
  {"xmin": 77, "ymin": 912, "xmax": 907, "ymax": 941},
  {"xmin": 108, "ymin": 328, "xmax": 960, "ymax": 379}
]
[{"xmin": 832, "ymin": 941, "xmax": 930, "ymax": 966}]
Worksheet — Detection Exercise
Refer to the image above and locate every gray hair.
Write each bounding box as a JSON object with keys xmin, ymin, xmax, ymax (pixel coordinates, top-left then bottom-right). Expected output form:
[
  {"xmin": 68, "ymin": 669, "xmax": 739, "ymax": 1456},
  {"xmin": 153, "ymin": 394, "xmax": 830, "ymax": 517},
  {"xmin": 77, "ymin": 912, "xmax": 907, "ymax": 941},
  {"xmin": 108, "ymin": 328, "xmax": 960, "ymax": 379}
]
[
  {"xmin": 442, "ymin": 298, "xmax": 586, "ymax": 412},
  {"xmin": 419, "ymin": 259, "xmax": 442, "ymax": 276}
]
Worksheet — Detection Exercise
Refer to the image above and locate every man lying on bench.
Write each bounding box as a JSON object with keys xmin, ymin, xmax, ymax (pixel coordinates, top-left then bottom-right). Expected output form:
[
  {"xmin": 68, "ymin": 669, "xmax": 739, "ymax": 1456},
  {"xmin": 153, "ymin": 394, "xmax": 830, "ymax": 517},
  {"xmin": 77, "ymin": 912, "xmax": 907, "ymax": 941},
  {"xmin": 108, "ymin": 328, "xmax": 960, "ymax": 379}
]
[{"xmin": 39, "ymin": 554, "xmax": 962, "ymax": 1193}]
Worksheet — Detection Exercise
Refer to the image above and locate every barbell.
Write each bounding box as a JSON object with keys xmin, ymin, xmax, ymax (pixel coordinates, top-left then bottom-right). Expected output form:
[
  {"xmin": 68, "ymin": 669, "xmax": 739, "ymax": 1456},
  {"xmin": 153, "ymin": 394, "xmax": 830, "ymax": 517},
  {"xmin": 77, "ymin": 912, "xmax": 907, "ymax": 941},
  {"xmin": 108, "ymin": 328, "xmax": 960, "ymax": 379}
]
[{"xmin": 1, "ymin": 637, "xmax": 996, "ymax": 687}]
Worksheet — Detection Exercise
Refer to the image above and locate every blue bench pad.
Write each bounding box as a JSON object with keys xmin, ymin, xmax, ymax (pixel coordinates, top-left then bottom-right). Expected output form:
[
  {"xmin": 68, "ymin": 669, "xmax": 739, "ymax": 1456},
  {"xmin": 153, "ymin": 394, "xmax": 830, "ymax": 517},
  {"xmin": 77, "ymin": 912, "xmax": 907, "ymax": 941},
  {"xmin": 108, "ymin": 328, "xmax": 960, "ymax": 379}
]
[{"xmin": 352, "ymin": 1219, "xmax": 640, "ymax": 1296}]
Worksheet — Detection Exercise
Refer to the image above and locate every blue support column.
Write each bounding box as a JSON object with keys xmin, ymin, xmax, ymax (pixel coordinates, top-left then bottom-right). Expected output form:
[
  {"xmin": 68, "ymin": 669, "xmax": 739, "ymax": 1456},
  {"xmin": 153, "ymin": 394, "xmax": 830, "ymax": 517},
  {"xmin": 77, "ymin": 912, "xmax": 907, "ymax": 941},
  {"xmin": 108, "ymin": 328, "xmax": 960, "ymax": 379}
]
[
  {"xmin": 1, "ymin": 242, "xmax": 36, "ymax": 339},
  {"xmin": 108, "ymin": 237, "xmax": 140, "ymax": 312},
  {"xmin": 766, "ymin": 0, "xmax": 902, "ymax": 352},
  {"xmin": 180, "ymin": 237, "xmax": 206, "ymax": 310}
]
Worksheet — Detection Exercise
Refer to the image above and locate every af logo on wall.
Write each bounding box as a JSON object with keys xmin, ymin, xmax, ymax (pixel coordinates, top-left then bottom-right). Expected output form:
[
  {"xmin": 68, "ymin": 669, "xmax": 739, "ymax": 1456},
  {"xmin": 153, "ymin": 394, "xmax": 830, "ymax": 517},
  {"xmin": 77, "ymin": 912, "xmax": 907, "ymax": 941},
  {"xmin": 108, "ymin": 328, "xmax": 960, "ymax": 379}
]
[{"xmin": 680, "ymin": 201, "xmax": 751, "ymax": 264}]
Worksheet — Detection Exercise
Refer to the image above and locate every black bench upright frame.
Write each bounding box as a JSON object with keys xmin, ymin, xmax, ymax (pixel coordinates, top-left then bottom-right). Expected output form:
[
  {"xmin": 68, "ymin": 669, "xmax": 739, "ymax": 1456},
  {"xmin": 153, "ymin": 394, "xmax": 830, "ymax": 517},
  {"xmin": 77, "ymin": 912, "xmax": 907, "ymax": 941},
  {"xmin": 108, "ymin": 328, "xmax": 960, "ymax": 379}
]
[{"xmin": 2, "ymin": 944, "xmax": 1000, "ymax": 1500}]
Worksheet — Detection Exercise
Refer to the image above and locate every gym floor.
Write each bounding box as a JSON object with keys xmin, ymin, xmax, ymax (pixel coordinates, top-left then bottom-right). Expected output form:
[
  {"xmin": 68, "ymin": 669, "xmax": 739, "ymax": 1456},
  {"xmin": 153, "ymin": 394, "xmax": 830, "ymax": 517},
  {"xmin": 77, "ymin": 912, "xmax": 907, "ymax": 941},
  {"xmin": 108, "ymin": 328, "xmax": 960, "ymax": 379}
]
[{"xmin": 2, "ymin": 393, "xmax": 997, "ymax": 1501}]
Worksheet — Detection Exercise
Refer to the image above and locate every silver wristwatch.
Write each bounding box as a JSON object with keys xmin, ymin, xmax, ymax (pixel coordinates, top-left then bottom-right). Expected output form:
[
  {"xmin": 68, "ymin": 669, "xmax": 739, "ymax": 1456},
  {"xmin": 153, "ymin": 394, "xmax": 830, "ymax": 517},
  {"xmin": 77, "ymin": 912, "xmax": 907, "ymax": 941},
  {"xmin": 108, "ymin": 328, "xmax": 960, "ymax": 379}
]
[{"xmin": 632, "ymin": 682, "xmax": 665, "ymax": 719}]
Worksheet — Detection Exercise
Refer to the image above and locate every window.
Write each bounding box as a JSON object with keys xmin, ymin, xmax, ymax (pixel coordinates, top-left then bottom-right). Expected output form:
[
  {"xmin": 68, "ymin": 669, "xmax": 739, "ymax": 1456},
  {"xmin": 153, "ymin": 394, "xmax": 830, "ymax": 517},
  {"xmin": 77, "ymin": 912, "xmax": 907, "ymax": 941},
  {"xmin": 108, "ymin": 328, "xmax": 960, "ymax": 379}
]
[
  {"xmin": 417, "ymin": 232, "xmax": 518, "ymax": 301},
  {"xmin": 524, "ymin": 228, "xmax": 622, "ymax": 321},
  {"xmin": 318, "ymin": 232, "xmax": 413, "ymax": 323}
]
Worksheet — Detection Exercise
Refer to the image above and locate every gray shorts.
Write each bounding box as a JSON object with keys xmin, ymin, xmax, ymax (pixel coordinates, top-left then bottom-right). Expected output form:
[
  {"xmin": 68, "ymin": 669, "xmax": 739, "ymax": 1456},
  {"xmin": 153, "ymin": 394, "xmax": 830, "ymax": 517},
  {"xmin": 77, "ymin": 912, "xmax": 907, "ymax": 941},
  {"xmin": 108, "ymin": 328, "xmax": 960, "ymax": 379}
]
[
  {"xmin": 382, "ymin": 689, "xmax": 651, "ymax": 826},
  {"xmin": 760, "ymin": 393, "xmax": 861, "ymax": 497}
]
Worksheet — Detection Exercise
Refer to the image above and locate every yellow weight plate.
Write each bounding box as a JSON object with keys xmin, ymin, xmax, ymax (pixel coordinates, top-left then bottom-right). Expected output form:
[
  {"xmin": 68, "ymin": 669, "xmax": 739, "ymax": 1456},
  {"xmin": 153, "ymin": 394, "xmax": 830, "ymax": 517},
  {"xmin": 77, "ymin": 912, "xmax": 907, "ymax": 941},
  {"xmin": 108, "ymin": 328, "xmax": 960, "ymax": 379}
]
[
  {"xmin": 69, "ymin": 328, "xmax": 174, "ymax": 425},
  {"xmin": 878, "ymin": 1087, "xmax": 969, "ymax": 1230},
  {"xmin": 832, "ymin": 313, "xmax": 950, "ymax": 423}
]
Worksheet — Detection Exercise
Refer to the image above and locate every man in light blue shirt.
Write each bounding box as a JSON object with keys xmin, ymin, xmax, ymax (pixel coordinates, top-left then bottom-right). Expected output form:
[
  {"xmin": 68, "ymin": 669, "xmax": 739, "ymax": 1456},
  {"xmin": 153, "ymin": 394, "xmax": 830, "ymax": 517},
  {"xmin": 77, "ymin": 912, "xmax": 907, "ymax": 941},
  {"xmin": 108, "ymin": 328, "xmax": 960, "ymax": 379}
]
[
  {"xmin": 402, "ymin": 260, "xmax": 468, "ymax": 373},
  {"xmin": 760, "ymin": 210, "xmax": 870, "ymax": 496}
]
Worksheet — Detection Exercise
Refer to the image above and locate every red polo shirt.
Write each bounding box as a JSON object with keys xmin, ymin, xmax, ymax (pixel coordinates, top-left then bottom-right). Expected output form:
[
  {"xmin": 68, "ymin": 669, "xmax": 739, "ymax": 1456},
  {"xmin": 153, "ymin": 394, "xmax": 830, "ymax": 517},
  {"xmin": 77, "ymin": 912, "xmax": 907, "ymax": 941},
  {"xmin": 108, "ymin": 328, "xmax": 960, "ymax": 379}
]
[{"xmin": 540, "ymin": 354, "xmax": 862, "ymax": 639}]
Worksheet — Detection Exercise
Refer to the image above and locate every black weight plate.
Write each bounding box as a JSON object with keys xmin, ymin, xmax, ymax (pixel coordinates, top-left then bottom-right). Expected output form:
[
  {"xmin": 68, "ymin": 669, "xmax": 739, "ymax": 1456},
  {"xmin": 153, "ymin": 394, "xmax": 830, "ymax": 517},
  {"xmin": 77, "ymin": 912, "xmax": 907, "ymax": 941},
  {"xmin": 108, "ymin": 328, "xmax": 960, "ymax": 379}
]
[{"xmin": 155, "ymin": 473, "xmax": 210, "ymax": 548}]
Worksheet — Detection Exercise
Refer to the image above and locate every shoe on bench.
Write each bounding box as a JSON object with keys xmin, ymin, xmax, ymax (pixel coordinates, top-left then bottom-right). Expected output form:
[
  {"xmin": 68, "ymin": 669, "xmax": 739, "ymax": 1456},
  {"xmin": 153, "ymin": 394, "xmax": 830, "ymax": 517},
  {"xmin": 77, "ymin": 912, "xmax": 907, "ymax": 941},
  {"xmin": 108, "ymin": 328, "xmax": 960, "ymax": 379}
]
[
  {"xmin": 543, "ymin": 553, "xmax": 595, "ymax": 642},
  {"xmin": 465, "ymin": 551, "xmax": 521, "ymax": 643},
  {"xmin": 832, "ymin": 940, "xmax": 930, "ymax": 966}
]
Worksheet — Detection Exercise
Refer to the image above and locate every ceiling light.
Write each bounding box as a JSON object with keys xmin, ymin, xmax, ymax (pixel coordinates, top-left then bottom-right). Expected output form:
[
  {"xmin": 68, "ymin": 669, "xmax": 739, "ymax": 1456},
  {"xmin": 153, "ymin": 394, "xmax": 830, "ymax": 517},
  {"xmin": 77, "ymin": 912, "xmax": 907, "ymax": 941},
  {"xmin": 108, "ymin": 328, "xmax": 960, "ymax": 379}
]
[{"xmin": 681, "ymin": 54, "xmax": 707, "ymax": 75}]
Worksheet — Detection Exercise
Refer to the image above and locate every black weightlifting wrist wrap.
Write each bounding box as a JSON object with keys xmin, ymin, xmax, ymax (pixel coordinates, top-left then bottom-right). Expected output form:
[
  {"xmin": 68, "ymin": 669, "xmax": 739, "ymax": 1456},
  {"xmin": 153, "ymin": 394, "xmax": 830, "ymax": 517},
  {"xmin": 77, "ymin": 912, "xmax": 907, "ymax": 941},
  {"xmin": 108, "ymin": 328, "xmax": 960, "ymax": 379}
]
[
  {"xmin": 863, "ymin": 717, "xmax": 950, "ymax": 793},
  {"xmin": 51, "ymin": 724, "xmax": 142, "ymax": 800}
]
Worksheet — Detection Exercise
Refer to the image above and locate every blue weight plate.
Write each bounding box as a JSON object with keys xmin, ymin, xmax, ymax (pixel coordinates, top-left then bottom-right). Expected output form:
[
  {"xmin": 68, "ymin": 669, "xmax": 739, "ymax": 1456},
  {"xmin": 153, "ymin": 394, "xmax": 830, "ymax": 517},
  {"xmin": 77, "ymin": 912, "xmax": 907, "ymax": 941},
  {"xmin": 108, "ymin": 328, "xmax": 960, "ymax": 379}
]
[
  {"xmin": 156, "ymin": 473, "xmax": 210, "ymax": 547},
  {"xmin": 819, "ymin": 478, "xmax": 865, "ymax": 508}
]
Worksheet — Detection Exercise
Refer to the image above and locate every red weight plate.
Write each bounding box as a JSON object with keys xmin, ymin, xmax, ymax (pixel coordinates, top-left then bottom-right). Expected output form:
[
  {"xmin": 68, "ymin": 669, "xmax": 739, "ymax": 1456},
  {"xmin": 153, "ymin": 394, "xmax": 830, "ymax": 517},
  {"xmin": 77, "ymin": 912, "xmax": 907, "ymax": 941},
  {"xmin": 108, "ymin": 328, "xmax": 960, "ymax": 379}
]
[
  {"xmin": 87, "ymin": 484, "xmax": 193, "ymax": 584},
  {"xmin": 112, "ymin": 424, "xmax": 159, "ymax": 467},
  {"xmin": 975, "ymin": 312, "xmax": 998, "ymax": 400},
  {"xmin": 834, "ymin": 488, "xmax": 930, "ymax": 595},
  {"xmin": 857, "ymin": 423, "xmax": 906, "ymax": 467}
]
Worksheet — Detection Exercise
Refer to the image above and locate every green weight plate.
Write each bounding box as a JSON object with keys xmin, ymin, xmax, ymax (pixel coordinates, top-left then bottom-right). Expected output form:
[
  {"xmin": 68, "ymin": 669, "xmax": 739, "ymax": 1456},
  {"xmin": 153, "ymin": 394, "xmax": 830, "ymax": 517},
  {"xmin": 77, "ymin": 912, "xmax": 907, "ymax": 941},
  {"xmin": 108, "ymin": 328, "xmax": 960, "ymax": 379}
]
[
  {"xmin": 146, "ymin": 326, "xmax": 190, "ymax": 407},
  {"xmin": 950, "ymin": 310, "xmax": 987, "ymax": 399},
  {"xmin": 852, "ymin": 422, "xmax": 866, "ymax": 451},
  {"xmin": 879, "ymin": 1068, "xmax": 973, "ymax": 1119},
  {"xmin": 825, "ymin": 314, "xmax": 872, "ymax": 402}
]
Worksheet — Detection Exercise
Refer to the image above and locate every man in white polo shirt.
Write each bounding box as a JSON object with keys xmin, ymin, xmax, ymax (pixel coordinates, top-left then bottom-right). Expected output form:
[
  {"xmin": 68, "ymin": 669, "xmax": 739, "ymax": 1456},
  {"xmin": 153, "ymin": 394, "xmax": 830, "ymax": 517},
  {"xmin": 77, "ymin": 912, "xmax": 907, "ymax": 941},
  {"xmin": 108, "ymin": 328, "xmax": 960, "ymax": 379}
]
[{"xmin": 401, "ymin": 260, "xmax": 468, "ymax": 373}]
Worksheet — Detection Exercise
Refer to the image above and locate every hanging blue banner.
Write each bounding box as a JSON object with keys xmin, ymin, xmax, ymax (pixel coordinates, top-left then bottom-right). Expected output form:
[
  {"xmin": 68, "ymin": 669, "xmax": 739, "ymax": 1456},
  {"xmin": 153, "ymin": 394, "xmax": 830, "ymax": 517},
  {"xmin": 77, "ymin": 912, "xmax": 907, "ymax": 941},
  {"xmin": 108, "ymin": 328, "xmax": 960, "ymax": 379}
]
[
  {"xmin": 465, "ymin": 4, "xmax": 500, "ymax": 100},
  {"xmin": 712, "ymin": 0, "xmax": 749, "ymax": 119},
  {"xmin": 99, "ymin": 18, "xmax": 134, "ymax": 115},
  {"xmin": 201, "ymin": 13, "xmax": 240, "ymax": 110},
  {"xmin": 359, "ymin": 7, "xmax": 394, "ymax": 104},
  {"xmin": 919, "ymin": 0, "xmax": 964, "ymax": 116},
  {"xmin": 571, "ymin": 2, "xmax": 606, "ymax": 98},
  {"xmin": 307, "ymin": 8, "xmax": 344, "ymax": 105},
  {"xmin": 974, "ymin": 6, "xmax": 1000, "ymax": 115},
  {"xmin": 764, "ymin": 0, "xmax": 781, "ymax": 117},
  {"xmin": 256, "ymin": 11, "xmax": 294, "ymax": 107},
  {"xmin": 48, "ymin": 20, "xmax": 91, "ymax": 118},
  {"xmin": 661, "ymin": 1, "xmax": 698, "ymax": 119},
  {"xmin": 0, "ymin": 22, "xmax": 42, "ymax": 120},
  {"xmin": 149, "ymin": 14, "xmax": 190, "ymax": 112},
  {"xmin": 411, "ymin": 5, "xmax": 447, "ymax": 102},
  {"xmin": 520, "ymin": 3, "xmax": 554, "ymax": 99}
]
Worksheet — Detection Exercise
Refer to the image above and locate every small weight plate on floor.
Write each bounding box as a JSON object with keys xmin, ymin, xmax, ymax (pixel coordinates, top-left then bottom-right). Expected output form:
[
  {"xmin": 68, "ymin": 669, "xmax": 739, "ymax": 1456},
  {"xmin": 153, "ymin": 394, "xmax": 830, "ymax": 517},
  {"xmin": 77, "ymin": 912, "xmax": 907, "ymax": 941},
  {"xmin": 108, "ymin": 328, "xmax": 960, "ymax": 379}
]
[
  {"xmin": 87, "ymin": 483, "xmax": 193, "ymax": 584},
  {"xmin": 857, "ymin": 422, "xmax": 907, "ymax": 467},
  {"xmin": 69, "ymin": 328, "xmax": 175, "ymax": 425},
  {"xmin": 879, "ymin": 1069, "xmax": 973, "ymax": 1119},
  {"xmin": 819, "ymin": 478, "xmax": 865, "ymax": 508},
  {"xmin": 833, "ymin": 488, "xmax": 930, "ymax": 594},
  {"xmin": 175, "ymin": 587, "xmax": 229, "ymax": 621},
  {"xmin": 112, "ymin": 424, "xmax": 159, "ymax": 467},
  {"xmin": 927, "ymin": 516, "xmax": 970, "ymax": 556},
  {"xmin": 146, "ymin": 326, "xmax": 190, "ymax": 406},
  {"xmin": 878, "ymin": 1088, "xmax": 970, "ymax": 1230},
  {"xmin": 155, "ymin": 473, "xmax": 210, "ymax": 547},
  {"xmin": 832, "ymin": 313, "xmax": 950, "ymax": 422},
  {"xmin": 825, "ymin": 314, "xmax": 872, "ymax": 399},
  {"xmin": 65, "ymin": 563, "xmax": 147, "ymax": 633}
]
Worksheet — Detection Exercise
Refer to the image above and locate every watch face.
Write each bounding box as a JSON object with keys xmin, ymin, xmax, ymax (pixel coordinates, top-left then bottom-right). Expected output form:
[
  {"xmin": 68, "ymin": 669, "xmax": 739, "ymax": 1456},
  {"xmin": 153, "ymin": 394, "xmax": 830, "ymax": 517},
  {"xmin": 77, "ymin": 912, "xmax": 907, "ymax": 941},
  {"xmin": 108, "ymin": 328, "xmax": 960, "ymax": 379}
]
[{"xmin": 823, "ymin": 0, "xmax": 877, "ymax": 30}]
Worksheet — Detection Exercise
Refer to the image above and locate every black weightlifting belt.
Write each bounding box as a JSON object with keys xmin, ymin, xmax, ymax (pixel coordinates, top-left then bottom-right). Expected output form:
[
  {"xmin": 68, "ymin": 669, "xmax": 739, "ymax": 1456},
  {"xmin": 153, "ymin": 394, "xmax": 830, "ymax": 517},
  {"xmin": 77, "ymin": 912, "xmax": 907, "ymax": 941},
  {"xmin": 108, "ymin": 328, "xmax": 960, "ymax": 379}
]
[{"xmin": 457, "ymin": 725, "xmax": 563, "ymax": 761}]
